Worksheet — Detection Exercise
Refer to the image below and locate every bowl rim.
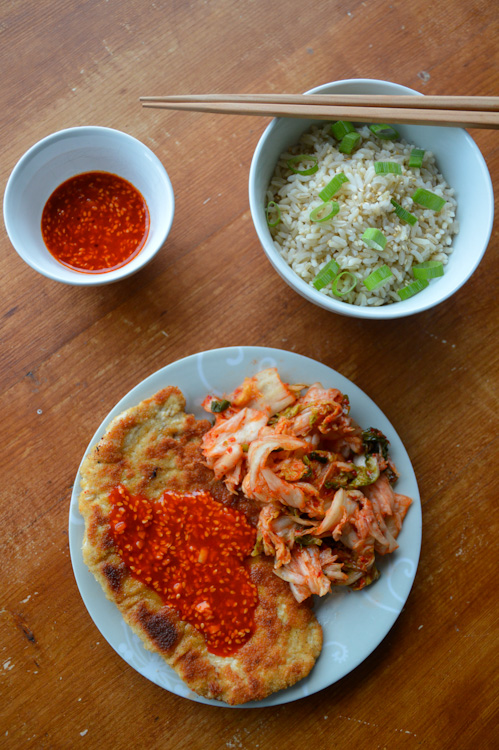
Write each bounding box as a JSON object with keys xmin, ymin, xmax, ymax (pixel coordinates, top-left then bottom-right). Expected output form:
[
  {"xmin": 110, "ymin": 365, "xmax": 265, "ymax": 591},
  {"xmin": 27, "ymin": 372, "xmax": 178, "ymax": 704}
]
[
  {"xmin": 248, "ymin": 78, "xmax": 494, "ymax": 319},
  {"xmin": 3, "ymin": 125, "xmax": 175, "ymax": 286}
]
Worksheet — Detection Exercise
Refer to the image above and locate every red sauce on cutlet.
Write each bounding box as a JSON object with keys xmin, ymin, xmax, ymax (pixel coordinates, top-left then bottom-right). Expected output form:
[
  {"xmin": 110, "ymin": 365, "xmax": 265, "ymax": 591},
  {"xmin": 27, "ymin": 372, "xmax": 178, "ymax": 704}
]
[
  {"xmin": 109, "ymin": 486, "xmax": 258, "ymax": 655},
  {"xmin": 41, "ymin": 171, "xmax": 149, "ymax": 272}
]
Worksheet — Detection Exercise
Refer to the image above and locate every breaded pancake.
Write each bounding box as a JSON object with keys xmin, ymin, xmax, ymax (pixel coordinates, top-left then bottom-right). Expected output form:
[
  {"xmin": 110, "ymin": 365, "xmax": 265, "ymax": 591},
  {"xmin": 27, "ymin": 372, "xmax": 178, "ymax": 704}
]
[{"xmin": 78, "ymin": 387, "xmax": 322, "ymax": 704}]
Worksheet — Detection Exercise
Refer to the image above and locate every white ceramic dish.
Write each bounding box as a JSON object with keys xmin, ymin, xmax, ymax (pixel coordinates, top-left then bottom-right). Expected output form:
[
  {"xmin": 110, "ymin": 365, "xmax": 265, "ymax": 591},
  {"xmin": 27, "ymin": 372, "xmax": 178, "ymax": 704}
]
[
  {"xmin": 249, "ymin": 79, "xmax": 494, "ymax": 319},
  {"xmin": 69, "ymin": 346, "xmax": 421, "ymax": 707},
  {"xmin": 3, "ymin": 126, "xmax": 175, "ymax": 286}
]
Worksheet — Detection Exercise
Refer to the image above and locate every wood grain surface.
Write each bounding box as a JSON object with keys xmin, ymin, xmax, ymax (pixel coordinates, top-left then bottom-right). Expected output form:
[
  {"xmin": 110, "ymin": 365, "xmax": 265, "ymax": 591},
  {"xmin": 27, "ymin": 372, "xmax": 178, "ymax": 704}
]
[{"xmin": 1, "ymin": 1, "xmax": 498, "ymax": 748}]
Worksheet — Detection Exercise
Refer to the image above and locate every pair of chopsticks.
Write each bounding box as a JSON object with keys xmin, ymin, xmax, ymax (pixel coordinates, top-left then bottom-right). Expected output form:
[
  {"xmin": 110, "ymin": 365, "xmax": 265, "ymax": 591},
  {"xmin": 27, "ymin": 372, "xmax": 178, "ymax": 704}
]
[{"xmin": 139, "ymin": 93, "xmax": 499, "ymax": 129}]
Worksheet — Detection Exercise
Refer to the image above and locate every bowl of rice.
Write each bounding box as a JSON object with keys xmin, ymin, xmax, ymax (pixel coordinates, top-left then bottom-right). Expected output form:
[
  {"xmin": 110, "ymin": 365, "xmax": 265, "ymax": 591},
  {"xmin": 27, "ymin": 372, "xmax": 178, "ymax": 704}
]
[{"xmin": 248, "ymin": 79, "xmax": 494, "ymax": 318}]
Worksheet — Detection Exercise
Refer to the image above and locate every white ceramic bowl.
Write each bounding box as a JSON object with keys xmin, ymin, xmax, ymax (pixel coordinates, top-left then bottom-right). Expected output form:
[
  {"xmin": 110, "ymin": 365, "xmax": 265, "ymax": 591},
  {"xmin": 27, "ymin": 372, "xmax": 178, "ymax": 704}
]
[
  {"xmin": 249, "ymin": 79, "xmax": 494, "ymax": 319},
  {"xmin": 3, "ymin": 126, "xmax": 175, "ymax": 286}
]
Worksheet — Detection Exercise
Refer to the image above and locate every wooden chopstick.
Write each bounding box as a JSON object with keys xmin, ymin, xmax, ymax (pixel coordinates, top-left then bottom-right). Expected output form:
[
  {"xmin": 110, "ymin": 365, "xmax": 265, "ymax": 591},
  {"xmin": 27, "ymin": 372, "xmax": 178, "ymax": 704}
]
[
  {"xmin": 141, "ymin": 93, "xmax": 499, "ymax": 112},
  {"xmin": 139, "ymin": 94, "xmax": 499, "ymax": 129}
]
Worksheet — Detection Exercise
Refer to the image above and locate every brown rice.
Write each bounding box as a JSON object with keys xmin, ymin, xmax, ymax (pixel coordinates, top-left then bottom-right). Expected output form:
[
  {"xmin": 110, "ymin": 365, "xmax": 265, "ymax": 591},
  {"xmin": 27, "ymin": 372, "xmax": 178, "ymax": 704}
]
[{"xmin": 266, "ymin": 124, "xmax": 458, "ymax": 305}]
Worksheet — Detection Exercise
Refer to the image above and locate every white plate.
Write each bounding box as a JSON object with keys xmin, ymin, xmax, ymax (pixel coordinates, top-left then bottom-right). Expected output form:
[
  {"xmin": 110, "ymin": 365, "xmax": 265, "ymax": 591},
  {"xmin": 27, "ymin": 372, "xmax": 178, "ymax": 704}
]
[{"xmin": 69, "ymin": 346, "xmax": 421, "ymax": 707}]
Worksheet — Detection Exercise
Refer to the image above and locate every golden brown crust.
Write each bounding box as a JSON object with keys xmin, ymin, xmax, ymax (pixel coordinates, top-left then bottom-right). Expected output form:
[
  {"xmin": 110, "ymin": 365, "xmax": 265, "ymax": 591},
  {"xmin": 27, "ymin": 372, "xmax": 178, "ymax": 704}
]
[{"xmin": 78, "ymin": 387, "xmax": 322, "ymax": 704}]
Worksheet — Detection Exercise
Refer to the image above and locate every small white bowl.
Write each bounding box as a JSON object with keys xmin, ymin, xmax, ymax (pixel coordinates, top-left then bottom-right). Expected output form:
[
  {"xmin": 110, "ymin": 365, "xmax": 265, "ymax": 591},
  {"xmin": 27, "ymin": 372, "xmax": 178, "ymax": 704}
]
[
  {"xmin": 249, "ymin": 79, "xmax": 494, "ymax": 319},
  {"xmin": 3, "ymin": 126, "xmax": 175, "ymax": 286}
]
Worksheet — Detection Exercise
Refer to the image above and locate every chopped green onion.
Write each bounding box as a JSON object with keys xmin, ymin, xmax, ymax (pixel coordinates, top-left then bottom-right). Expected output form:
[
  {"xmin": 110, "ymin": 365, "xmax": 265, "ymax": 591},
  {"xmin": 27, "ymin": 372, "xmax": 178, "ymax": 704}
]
[
  {"xmin": 412, "ymin": 188, "xmax": 446, "ymax": 212},
  {"xmin": 369, "ymin": 123, "xmax": 400, "ymax": 140},
  {"xmin": 362, "ymin": 228, "xmax": 387, "ymax": 252},
  {"xmin": 409, "ymin": 148, "xmax": 425, "ymax": 168},
  {"xmin": 313, "ymin": 259, "xmax": 340, "ymax": 290},
  {"xmin": 390, "ymin": 198, "xmax": 417, "ymax": 226},
  {"xmin": 331, "ymin": 271, "xmax": 357, "ymax": 297},
  {"xmin": 331, "ymin": 121, "xmax": 356, "ymax": 140},
  {"xmin": 286, "ymin": 154, "xmax": 319, "ymax": 175},
  {"xmin": 318, "ymin": 172, "xmax": 349, "ymax": 202},
  {"xmin": 412, "ymin": 261, "xmax": 444, "ymax": 280},
  {"xmin": 211, "ymin": 399, "xmax": 230, "ymax": 412},
  {"xmin": 397, "ymin": 278, "xmax": 429, "ymax": 300},
  {"xmin": 309, "ymin": 201, "xmax": 340, "ymax": 223},
  {"xmin": 339, "ymin": 132, "xmax": 361, "ymax": 154},
  {"xmin": 374, "ymin": 161, "xmax": 402, "ymax": 175},
  {"xmin": 266, "ymin": 201, "xmax": 281, "ymax": 227},
  {"xmin": 363, "ymin": 265, "xmax": 393, "ymax": 291}
]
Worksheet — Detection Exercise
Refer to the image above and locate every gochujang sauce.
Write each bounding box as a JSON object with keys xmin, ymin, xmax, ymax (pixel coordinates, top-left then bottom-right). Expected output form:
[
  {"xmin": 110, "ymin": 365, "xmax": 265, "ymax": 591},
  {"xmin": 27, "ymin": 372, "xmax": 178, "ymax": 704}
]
[
  {"xmin": 41, "ymin": 171, "xmax": 149, "ymax": 272},
  {"xmin": 109, "ymin": 486, "xmax": 258, "ymax": 656}
]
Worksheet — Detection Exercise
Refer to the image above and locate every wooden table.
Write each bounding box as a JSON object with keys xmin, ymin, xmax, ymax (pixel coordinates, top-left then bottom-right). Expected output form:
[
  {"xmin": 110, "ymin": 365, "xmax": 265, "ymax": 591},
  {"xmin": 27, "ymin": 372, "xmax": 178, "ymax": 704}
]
[{"xmin": 2, "ymin": 1, "xmax": 497, "ymax": 747}]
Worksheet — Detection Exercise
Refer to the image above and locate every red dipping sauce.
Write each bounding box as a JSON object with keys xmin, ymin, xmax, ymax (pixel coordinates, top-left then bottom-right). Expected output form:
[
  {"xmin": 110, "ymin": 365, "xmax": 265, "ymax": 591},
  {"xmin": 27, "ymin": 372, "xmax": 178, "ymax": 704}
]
[
  {"xmin": 41, "ymin": 171, "xmax": 149, "ymax": 273},
  {"xmin": 109, "ymin": 486, "xmax": 258, "ymax": 656}
]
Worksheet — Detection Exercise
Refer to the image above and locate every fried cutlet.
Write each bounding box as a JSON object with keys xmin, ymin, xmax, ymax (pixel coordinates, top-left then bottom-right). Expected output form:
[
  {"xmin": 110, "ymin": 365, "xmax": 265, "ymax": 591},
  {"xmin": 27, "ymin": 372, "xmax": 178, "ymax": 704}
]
[{"xmin": 78, "ymin": 386, "xmax": 322, "ymax": 704}]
